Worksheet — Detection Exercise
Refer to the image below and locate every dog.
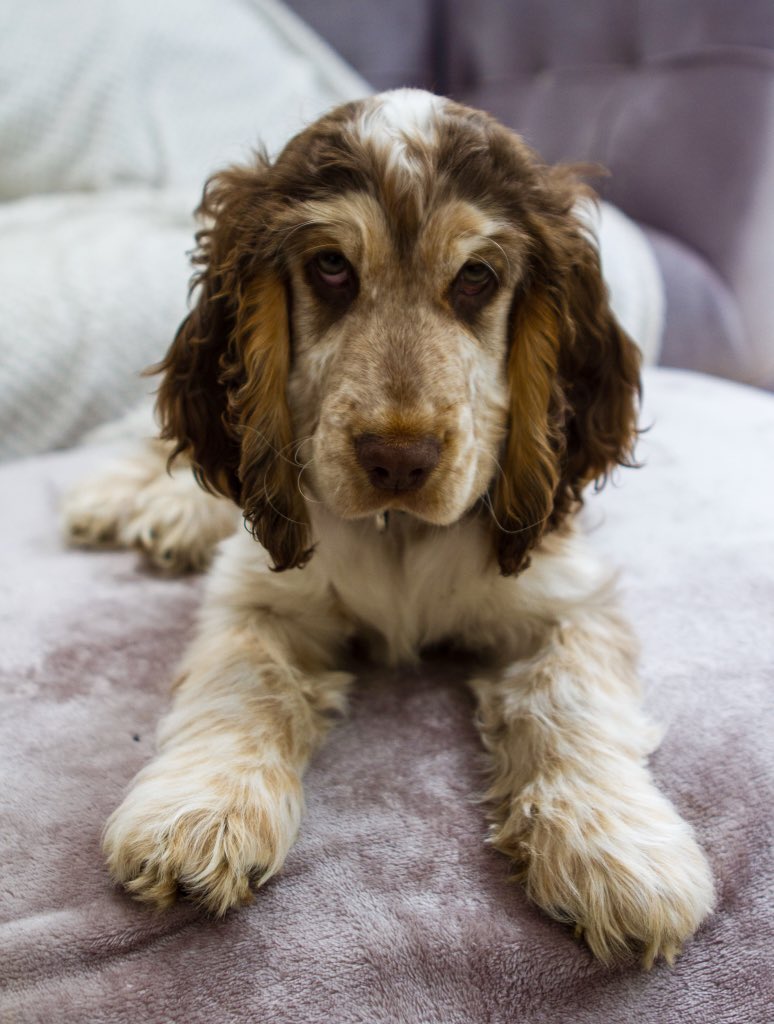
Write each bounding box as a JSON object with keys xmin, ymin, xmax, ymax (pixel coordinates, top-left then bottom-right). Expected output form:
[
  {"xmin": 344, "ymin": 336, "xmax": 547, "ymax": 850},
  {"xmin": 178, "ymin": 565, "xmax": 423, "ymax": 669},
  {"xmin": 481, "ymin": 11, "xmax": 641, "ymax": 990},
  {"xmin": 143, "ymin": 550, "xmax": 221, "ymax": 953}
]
[{"xmin": 64, "ymin": 89, "xmax": 714, "ymax": 967}]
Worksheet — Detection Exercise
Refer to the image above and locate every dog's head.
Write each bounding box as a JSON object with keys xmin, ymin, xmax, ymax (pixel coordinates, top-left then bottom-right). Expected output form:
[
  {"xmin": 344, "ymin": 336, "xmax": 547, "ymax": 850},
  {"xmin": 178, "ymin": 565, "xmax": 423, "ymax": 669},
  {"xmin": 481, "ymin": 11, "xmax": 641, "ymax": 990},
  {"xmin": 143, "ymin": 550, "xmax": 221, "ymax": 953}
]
[{"xmin": 156, "ymin": 90, "xmax": 640, "ymax": 574}]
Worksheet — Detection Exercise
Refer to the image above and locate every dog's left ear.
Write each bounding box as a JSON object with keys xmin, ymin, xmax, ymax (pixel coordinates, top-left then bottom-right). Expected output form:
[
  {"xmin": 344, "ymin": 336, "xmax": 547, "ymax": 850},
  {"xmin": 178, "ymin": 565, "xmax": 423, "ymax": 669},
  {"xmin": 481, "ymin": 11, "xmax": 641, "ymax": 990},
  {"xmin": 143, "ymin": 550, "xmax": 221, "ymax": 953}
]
[{"xmin": 492, "ymin": 171, "xmax": 641, "ymax": 576}]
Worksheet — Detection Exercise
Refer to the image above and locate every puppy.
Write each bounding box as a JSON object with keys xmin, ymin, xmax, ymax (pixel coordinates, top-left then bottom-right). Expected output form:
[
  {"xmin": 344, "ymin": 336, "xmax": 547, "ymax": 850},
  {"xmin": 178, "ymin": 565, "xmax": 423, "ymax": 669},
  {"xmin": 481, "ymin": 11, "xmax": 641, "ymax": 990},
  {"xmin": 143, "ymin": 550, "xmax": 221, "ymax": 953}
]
[{"xmin": 65, "ymin": 89, "xmax": 714, "ymax": 966}]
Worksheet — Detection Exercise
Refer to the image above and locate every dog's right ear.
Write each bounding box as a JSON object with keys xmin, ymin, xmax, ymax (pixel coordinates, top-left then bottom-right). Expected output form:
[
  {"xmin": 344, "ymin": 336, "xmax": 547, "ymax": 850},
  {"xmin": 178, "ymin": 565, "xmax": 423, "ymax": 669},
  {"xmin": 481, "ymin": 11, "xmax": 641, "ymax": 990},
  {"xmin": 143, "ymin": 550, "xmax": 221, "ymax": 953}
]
[
  {"xmin": 154, "ymin": 165, "xmax": 267, "ymax": 500},
  {"xmin": 153, "ymin": 160, "xmax": 312, "ymax": 570}
]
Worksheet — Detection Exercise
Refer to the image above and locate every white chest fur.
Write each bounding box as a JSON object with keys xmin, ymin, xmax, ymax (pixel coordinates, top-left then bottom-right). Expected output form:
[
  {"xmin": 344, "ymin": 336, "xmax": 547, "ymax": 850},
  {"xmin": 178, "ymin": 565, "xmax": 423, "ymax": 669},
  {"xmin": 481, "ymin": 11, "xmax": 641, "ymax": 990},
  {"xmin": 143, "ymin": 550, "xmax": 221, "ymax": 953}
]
[{"xmin": 210, "ymin": 506, "xmax": 614, "ymax": 669}]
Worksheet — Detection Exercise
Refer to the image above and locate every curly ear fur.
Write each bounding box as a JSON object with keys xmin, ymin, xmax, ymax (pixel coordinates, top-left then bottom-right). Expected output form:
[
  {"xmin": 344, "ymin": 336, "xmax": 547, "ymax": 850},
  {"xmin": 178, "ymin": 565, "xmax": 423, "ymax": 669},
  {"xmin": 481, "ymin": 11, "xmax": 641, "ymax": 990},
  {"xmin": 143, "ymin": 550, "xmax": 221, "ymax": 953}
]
[
  {"xmin": 231, "ymin": 274, "xmax": 312, "ymax": 570},
  {"xmin": 153, "ymin": 161, "xmax": 312, "ymax": 571},
  {"xmin": 492, "ymin": 170, "xmax": 641, "ymax": 577}
]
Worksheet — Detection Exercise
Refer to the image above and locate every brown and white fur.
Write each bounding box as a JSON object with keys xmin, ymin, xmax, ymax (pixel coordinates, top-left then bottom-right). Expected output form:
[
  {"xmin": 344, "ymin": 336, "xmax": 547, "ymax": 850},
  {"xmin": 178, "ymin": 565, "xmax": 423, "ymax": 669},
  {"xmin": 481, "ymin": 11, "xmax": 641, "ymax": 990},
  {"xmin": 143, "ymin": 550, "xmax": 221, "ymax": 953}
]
[{"xmin": 64, "ymin": 89, "xmax": 714, "ymax": 967}]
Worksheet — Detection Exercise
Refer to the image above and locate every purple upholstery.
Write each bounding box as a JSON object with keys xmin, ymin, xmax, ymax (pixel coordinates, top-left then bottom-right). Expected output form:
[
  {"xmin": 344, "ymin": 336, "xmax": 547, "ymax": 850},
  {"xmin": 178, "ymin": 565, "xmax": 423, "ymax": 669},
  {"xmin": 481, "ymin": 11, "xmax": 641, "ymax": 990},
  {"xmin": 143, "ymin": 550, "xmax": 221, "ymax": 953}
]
[
  {"xmin": 288, "ymin": 0, "xmax": 774, "ymax": 387},
  {"xmin": 287, "ymin": 0, "xmax": 441, "ymax": 93}
]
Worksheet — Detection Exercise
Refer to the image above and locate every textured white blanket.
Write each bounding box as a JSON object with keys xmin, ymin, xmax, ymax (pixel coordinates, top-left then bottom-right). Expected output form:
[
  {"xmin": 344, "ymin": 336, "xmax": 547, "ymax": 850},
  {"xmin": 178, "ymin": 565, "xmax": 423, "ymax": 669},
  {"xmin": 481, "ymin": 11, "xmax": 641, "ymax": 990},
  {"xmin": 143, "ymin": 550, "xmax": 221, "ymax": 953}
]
[{"xmin": 0, "ymin": 0, "xmax": 368, "ymax": 198}]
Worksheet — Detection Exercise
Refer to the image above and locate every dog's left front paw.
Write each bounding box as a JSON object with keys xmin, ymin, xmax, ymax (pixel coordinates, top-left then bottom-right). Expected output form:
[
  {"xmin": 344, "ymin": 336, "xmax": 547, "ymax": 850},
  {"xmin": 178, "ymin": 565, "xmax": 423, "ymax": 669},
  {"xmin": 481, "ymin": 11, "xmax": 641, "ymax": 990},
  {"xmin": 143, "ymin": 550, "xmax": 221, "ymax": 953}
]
[{"xmin": 495, "ymin": 776, "xmax": 715, "ymax": 966}]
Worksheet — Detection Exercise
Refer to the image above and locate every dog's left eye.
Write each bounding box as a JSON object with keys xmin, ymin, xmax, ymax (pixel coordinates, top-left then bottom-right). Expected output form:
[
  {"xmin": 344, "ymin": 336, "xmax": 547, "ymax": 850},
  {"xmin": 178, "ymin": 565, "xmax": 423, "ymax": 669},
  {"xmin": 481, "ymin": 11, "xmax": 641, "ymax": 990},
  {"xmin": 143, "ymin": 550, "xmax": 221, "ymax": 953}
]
[
  {"xmin": 455, "ymin": 261, "xmax": 494, "ymax": 296},
  {"xmin": 314, "ymin": 250, "xmax": 351, "ymax": 288},
  {"xmin": 450, "ymin": 262, "xmax": 497, "ymax": 319}
]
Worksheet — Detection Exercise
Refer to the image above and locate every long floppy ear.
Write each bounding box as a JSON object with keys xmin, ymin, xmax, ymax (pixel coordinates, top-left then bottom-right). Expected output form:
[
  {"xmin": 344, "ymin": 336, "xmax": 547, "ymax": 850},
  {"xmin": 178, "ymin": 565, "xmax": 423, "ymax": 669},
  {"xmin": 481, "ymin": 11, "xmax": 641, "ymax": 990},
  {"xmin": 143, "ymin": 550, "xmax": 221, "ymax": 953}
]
[
  {"xmin": 153, "ymin": 162, "xmax": 312, "ymax": 570},
  {"xmin": 492, "ymin": 176, "xmax": 641, "ymax": 576}
]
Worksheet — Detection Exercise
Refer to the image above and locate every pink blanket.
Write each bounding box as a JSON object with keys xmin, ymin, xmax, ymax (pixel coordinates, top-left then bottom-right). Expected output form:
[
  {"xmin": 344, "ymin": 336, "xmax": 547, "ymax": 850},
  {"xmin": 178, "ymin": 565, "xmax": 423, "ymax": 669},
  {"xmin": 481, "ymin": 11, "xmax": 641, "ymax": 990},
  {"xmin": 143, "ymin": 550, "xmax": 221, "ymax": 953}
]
[{"xmin": 1, "ymin": 368, "xmax": 773, "ymax": 1023}]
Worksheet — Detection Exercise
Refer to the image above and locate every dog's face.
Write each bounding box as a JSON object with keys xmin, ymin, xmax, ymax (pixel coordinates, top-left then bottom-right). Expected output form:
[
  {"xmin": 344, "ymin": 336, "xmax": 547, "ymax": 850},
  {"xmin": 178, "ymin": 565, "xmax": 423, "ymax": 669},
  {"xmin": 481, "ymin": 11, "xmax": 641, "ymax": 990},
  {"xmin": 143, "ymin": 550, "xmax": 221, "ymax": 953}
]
[
  {"xmin": 288, "ymin": 188, "xmax": 511, "ymax": 528},
  {"xmin": 156, "ymin": 90, "xmax": 640, "ymax": 574},
  {"xmin": 284, "ymin": 100, "xmax": 521, "ymax": 530}
]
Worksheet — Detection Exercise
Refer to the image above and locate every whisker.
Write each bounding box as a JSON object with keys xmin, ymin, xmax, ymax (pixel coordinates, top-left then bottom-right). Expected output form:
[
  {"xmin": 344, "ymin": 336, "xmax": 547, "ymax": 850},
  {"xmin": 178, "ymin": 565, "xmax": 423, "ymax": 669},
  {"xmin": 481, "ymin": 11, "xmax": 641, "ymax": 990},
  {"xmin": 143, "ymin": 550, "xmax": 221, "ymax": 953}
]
[
  {"xmin": 296, "ymin": 244, "xmax": 341, "ymax": 261},
  {"xmin": 479, "ymin": 489, "xmax": 550, "ymax": 536},
  {"xmin": 460, "ymin": 232, "xmax": 513, "ymax": 282},
  {"xmin": 275, "ymin": 220, "xmax": 324, "ymax": 254},
  {"xmin": 259, "ymin": 469, "xmax": 308, "ymax": 527},
  {"xmin": 239, "ymin": 426, "xmax": 314, "ymax": 468},
  {"xmin": 472, "ymin": 442, "xmax": 551, "ymax": 535},
  {"xmin": 473, "ymin": 254, "xmax": 500, "ymax": 284},
  {"xmin": 291, "ymin": 437, "xmax": 315, "ymax": 467},
  {"xmin": 297, "ymin": 455, "xmax": 323, "ymax": 504},
  {"xmin": 485, "ymin": 237, "xmax": 512, "ymax": 278},
  {"xmin": 471, "ymin": 442, "xmax": 508, "ymax": 486}
]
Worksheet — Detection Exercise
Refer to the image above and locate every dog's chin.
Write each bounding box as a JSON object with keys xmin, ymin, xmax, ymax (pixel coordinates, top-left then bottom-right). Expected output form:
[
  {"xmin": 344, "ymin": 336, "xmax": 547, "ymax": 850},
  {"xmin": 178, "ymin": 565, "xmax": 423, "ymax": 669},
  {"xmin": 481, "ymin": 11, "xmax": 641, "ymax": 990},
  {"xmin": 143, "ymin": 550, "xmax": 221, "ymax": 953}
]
[{"xmin": 319, "ymin": 487, "xmax": 475, "ymax": 529}]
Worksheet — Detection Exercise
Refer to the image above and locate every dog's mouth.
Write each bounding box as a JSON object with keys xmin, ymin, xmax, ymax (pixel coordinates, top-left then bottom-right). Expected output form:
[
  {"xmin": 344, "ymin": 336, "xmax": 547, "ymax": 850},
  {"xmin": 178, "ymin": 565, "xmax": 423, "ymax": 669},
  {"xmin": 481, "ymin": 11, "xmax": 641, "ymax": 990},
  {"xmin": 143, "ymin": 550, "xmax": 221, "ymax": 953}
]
[{"xmin": 323, "ymin": 471, "xmax": 475, "ymax": 528}]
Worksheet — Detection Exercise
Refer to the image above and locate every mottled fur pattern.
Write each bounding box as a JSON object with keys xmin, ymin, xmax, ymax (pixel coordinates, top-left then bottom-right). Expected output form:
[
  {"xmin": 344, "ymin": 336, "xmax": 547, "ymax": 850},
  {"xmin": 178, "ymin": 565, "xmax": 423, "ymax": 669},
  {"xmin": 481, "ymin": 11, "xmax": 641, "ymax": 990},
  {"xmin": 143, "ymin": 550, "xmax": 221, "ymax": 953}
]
[{"xmin": 64, "ymin": 89, "xmax": 713, "ymax": 966}]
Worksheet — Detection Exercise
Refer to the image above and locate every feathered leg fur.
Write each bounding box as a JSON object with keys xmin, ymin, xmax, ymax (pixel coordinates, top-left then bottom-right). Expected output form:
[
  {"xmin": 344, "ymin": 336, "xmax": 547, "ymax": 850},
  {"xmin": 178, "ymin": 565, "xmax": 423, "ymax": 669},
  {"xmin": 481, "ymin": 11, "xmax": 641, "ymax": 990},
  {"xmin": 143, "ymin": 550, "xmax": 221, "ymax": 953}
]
[
  {"xmin": 471, "ymin": 601, "xmax": 715, "ymax": 967},
  {"xmin": 102, "ymin": 540, "xmax": 353, "ymax": 913}
]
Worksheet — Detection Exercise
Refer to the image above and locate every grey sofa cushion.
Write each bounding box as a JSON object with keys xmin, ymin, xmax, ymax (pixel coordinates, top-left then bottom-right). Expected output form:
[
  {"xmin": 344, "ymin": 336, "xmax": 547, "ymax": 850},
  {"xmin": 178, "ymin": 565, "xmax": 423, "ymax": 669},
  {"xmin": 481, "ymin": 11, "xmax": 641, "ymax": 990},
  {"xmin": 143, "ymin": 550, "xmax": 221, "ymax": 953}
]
[{"xmin": 644, "ymin": 228, "xmax": 749, "ymax": 381}]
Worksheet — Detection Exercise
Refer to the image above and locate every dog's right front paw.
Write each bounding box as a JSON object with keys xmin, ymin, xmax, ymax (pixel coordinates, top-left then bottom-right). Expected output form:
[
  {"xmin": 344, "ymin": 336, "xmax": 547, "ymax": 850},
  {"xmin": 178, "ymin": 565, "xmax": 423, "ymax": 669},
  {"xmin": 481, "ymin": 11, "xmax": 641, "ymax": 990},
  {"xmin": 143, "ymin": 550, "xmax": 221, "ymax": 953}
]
[
  {"xmin": 118, "ymin": 472, "xmax": 238, "ymax": 572},
  {"xmin": 63, "ymin": 463, "xmax": 152, "ymax": 549},
  {"xmin": 63, "ymin": 448, "xmax": 237, "ymax": 571},
  {"xmin": 103, "ymin": 761, "xmax": 303, "ymax": 915}
]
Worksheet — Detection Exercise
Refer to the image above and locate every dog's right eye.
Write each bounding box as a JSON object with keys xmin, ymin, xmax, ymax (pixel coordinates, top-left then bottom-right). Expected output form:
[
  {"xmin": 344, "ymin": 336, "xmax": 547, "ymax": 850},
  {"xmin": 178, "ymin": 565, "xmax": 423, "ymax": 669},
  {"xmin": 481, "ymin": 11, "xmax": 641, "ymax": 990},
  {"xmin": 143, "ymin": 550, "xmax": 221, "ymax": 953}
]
[
  {"xmin": 305, "ymin": 250, "xmax": 359, "ymax": 313},
  {"xmin": 313, "ymin": 251, "xmax": 351, "ymax": 288}
]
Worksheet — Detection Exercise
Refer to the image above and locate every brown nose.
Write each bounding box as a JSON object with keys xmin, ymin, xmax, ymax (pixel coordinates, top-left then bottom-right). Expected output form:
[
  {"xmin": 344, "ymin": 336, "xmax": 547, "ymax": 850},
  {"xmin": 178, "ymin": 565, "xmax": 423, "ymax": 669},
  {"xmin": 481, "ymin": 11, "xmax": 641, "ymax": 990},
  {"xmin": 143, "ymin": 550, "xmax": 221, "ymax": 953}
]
[{"xmin": 354, "ymin": 434, "xmax": 441, "ymax": 493}]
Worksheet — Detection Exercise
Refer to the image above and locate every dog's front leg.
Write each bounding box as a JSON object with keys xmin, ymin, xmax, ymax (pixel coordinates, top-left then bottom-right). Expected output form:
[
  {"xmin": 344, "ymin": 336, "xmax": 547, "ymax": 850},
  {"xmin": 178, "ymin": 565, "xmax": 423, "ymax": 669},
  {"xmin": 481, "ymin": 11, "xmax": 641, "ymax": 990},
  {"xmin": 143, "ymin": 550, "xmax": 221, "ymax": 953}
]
[
  {"xmin": 471, "ymin": 606, "xmax": 715, "ymax": 967},
  {"xmin": 103, "ymin": 549, "xmax": 352, "ymax": 915}
]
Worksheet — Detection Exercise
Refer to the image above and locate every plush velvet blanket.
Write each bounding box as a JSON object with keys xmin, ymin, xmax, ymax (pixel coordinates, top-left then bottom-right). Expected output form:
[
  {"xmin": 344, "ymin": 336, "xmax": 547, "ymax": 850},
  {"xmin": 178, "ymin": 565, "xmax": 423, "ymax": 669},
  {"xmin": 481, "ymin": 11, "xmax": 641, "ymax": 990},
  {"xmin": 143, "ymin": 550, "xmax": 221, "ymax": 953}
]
[{"xmin": 1, "ymin": 368, "xmax": 773, "ymax": 1024}]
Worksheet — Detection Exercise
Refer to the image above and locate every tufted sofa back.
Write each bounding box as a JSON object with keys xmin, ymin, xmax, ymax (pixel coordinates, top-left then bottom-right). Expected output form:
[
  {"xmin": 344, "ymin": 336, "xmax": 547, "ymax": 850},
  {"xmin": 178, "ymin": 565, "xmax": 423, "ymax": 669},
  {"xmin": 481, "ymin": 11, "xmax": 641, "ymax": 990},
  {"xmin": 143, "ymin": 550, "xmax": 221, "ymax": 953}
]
[{"xmin": 289, "ymin": 0, "xmax": 774, "ymax": 386}]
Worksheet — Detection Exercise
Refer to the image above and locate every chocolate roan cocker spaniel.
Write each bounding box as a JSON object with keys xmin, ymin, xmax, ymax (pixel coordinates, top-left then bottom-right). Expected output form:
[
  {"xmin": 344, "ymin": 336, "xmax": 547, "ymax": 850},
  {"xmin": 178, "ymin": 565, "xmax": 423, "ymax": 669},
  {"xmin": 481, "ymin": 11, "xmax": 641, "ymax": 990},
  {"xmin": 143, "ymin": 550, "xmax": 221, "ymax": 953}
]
[{"xmin": 65, "ymin": 90, "xmax": 714, "ymax": 966}]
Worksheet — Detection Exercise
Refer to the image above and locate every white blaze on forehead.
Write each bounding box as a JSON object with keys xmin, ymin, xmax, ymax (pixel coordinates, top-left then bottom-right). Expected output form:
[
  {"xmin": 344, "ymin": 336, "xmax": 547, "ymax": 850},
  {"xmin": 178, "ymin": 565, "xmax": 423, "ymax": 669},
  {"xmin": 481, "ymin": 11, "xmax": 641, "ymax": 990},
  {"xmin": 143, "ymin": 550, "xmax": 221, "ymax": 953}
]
[
  {"xmin": 367, "ymin": 88, "xmax": 444, "ymax": 140},
  {"xmin": 355, "ymin": 89, "xmax": 445, "ymax": 175}
]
